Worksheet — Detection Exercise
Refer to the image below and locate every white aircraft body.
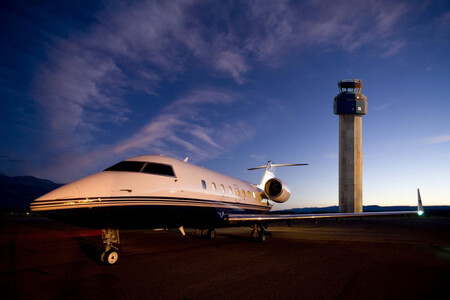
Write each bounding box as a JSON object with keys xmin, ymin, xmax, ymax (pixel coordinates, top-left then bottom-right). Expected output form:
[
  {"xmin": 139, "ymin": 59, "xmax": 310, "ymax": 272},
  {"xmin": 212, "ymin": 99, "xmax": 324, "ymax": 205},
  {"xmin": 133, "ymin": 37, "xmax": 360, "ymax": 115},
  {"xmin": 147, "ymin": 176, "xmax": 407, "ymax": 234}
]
[{"xmin": 31, "ymin": 155, "xmax": 424, "ymax": 265}]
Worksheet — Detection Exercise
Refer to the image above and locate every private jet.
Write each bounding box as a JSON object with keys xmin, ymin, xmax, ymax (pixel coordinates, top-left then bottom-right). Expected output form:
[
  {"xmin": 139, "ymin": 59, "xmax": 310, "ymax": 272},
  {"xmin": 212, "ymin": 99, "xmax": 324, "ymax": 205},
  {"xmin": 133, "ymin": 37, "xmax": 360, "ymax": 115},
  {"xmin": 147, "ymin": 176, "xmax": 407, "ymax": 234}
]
[{"xmin": 30, "ymin": 155, "xmax": 424, "ymax": 265}]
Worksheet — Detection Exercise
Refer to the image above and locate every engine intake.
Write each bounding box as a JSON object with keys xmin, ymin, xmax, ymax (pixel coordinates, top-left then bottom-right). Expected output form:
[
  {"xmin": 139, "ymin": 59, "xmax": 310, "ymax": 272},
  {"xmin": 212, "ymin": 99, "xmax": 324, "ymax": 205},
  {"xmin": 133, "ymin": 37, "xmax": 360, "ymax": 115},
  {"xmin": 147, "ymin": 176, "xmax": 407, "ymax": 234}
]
[{"xmin": 264, "ymin": 178, "xmax": 291, "ymax": 203}]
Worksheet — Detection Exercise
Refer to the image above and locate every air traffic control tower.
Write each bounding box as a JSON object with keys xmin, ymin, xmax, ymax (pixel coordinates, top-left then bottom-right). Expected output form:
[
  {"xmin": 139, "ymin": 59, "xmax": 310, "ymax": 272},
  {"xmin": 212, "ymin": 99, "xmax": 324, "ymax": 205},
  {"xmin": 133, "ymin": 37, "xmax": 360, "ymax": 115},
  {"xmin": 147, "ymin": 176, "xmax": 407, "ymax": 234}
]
[{"xmin": 334, "ymin": 79, "xmax": 367, "ymax": 213}]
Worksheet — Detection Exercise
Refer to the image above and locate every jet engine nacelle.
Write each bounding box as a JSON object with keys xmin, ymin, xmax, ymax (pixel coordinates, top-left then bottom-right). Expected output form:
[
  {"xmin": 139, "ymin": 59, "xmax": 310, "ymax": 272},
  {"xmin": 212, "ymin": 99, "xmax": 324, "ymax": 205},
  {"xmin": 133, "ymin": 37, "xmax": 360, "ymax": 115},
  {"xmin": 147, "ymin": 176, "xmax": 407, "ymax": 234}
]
[{"xmin": 264, "ymin": 178, "xmax": 291, "ymax": 203}]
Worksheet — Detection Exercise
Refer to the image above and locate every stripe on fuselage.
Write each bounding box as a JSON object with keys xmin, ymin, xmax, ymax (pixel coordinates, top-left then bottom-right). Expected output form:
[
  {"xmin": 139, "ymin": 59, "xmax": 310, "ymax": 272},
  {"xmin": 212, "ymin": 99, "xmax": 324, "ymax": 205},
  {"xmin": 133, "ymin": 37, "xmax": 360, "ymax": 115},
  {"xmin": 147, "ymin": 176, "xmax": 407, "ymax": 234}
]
[{"xmin": 30, "ymin": 196, "xmax": 270, "ymax": 212}]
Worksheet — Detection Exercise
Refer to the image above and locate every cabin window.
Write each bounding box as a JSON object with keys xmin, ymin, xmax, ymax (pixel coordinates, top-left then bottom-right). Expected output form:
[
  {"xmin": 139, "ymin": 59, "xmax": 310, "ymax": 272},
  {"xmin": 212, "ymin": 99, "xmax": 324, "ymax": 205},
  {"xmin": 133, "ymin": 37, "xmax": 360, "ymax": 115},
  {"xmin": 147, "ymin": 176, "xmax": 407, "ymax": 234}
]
[
  {"xmin": 104, "ymin": 161, "xmax": 146, "ymax": 172},
  {"xmin": 142, "ymin": 163, "xmax": 175, "ymax": 177},
  {"xmin": 201, "ymin": 180, "xmax": 207, "ymax": 190},
  {"xmin": 248, "ymin": 191, "xmax": 251, "ymax": 198},
  {"xmin": 252, "ymin": 191, "xmax": 256, "ymax": 199},
  {"xmin": 211, "ymin": 182, "xmax": 217, "ymax": 191},
  {"xmin": 242, "ymin": 189, "xmax": 246, "ymax": 197},
  {"xmin": 228, "ymin": 186, "xmax": 233, "ymax": 194},
  {"xmin": 235, "ymin": 188, "xmax": 240, "ymax": 196},
  {"xmin": 220, "ymin": 184, "xmax": 225, "ymax": 193}
]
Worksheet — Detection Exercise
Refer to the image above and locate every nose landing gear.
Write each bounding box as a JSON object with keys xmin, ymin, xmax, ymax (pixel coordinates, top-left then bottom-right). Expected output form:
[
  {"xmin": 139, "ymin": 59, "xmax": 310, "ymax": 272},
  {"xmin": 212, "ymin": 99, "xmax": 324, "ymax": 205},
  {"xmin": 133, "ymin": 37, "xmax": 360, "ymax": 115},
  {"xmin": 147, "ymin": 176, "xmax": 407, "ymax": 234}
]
[{"xmin": 101, "ymin": 228, "xmax": 120, "ymax": 265}]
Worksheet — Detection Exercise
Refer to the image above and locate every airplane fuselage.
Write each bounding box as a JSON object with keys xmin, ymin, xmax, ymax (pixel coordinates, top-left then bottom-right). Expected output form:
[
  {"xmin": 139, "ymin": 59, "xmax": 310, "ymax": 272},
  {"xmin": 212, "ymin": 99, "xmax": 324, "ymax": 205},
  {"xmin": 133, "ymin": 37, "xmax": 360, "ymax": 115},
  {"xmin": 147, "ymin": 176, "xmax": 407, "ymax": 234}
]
[{"xmin": 31, "ymin": 155, "xmax": 271, "ymax": 229}]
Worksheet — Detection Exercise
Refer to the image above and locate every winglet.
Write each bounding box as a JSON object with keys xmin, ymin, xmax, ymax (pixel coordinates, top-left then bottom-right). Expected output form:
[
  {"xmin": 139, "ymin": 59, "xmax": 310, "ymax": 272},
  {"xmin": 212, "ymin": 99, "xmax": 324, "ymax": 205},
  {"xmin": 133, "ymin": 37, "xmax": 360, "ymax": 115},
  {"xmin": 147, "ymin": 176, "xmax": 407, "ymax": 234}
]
[{"xmin": 417, "ymin": 188, "xmax": 424, "ymax": 216}]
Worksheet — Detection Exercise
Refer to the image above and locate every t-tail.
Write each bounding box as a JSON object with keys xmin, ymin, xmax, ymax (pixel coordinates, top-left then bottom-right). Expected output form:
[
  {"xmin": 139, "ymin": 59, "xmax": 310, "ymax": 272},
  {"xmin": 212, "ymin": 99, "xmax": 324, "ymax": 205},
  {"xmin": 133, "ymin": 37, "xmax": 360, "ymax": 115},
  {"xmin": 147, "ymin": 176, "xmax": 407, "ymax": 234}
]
[{"xmin": 248, "ymin": 161, "xmax": 307, "ymax": 203}]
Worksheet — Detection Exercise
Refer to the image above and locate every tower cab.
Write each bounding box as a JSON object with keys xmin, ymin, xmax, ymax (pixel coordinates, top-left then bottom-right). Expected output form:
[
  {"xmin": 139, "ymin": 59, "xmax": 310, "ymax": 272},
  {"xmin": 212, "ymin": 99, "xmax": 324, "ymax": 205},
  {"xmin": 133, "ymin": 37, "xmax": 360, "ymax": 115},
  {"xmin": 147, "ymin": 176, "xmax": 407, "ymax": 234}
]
[{"xmin": 334, "ymin": 79, "xmax": 367, "ymax": 115}]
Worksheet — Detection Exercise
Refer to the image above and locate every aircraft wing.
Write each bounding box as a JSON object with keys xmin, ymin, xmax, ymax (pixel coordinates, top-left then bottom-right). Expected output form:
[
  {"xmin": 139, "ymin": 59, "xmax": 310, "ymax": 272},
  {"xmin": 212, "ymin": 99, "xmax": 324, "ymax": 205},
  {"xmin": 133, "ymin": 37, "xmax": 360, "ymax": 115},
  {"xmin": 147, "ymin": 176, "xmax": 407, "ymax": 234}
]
[
  {"xmin": 225, "ymin": 210, "xmax": 422, "ymax": 224},
  {"xmin": 225, "ymin": 189, "xmax": 424, "ymax": 224}
]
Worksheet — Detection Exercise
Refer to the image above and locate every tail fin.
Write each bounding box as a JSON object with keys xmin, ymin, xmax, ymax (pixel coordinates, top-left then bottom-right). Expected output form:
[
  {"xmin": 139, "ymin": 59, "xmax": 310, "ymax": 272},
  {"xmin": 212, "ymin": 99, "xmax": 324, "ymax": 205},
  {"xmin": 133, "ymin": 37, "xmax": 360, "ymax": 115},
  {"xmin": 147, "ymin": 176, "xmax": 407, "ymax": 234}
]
[{"xmin": 248, "ymin": 161, "xmax": 308, "ymax": 189}]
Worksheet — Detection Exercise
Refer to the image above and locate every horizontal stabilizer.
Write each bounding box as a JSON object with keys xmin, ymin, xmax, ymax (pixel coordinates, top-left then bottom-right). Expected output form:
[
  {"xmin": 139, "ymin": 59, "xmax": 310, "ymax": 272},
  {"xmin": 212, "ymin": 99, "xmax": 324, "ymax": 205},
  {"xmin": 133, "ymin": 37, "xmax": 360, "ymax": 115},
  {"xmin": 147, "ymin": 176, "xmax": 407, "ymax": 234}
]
[{"xmin": 248, "ymin": 163, "xmax": 308, "ymax": 171}]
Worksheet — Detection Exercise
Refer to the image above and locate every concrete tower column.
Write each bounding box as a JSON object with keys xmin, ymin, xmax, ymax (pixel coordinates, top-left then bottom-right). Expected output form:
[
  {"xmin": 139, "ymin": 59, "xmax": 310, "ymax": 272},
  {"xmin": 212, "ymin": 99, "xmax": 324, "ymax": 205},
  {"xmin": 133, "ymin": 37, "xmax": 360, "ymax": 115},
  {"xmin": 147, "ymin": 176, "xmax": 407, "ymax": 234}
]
[{"xmin": 334, "ymin": 79, "xmax": 367, "ymax": 213}]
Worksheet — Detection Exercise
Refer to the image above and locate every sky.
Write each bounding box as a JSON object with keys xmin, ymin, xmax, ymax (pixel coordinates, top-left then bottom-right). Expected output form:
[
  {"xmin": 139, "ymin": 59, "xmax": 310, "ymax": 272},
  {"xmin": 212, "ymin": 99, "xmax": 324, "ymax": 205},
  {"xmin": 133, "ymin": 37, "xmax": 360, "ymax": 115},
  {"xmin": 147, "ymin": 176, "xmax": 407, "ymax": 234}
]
[{"xmin": 1, "ymin": 0, "xmax": 449, "ymax": 209}]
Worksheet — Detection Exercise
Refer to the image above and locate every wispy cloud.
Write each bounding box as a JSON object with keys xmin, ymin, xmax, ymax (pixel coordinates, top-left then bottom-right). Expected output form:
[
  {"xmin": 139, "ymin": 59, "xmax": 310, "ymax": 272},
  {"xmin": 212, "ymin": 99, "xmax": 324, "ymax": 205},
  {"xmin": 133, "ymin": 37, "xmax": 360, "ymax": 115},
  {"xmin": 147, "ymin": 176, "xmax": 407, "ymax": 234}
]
[
  {"xmin": 418, "ymin": 135, "xmax": 450, "ymax": 145},
  {"xmin": 373, "ymin": 101, "xmax": 396, "ymax": 112},
  {"xmin": 33, "ymin": 89, "xmax": 255, "ymax": 181},
  {"xmin": 323, "ymin": 153, "xmax": 338, "ymax": 159},
  {"xmin": 250, "ymin": 154, "xmax": 267, "ymax": 161},
  {"xmin": 215, "ymin": 51, "xmax": 249, "ymax": 84},
  {"xmin": 110, "ymin": 89, "xmax": 238, "ymax": 159},
  {"xmin": 434, "ymin": 11, "xmax": 450, "ymax": 33},
  {"xmin": 34, "ymin": 0, "xmax": 413, "ymax": 141}
]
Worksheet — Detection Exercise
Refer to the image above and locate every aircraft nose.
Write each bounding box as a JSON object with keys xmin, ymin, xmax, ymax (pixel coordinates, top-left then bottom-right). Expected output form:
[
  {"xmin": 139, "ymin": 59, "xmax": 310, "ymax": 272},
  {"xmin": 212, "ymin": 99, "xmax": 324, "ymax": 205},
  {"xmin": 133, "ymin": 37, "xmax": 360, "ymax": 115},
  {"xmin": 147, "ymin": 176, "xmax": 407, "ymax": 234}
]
[{"xmin": 35, "ymin": 183, "xmax": 80, "ymax": 201}]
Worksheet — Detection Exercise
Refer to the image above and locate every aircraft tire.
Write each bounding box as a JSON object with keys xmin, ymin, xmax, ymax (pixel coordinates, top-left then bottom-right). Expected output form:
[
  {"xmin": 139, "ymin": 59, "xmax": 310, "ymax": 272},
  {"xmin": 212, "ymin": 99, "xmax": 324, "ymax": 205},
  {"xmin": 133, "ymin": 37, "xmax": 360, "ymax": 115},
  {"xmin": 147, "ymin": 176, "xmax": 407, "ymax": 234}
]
[
  {"xmin": 207, "ymin": 229, "xmax": 216, "ymax": 240},
  {"xmin": 104, "ymin": 250, "xmax": 119, "ymax": 265},
  {"xmin": 259, "ymin": 233, "xmax": 266, "ymax": 243}
]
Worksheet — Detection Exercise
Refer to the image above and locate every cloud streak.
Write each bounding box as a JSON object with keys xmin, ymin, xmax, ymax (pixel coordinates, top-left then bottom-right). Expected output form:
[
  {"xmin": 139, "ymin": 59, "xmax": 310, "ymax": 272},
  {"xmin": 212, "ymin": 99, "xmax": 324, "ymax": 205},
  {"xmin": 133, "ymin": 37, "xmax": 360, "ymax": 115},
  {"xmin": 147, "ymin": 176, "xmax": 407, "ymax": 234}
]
[
  {"xmin": 33, "ymin": 88, "xmax": 254, "ymax": 181},
  {"xmin": 373, "ymin": 101, "xmax": 396, "ymax": 112},
  {"xmin": 110, "ymin": 89, "xmax": 237, "ymax": 159},
  {"xmin": 418, "ymin": 135, "xmax": 450, "ymax": 145}
]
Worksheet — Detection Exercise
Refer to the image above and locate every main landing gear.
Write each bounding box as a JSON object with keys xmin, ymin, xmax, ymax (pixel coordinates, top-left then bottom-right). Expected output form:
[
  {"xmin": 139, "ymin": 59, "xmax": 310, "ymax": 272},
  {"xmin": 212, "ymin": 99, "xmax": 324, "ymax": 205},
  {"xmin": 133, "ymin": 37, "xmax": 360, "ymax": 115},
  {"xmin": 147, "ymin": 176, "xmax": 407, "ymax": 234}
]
[
  {"xmin": 200, "ymin": 228, "xmax": 216, "ymax": 240},
  {"xmin": 101, "ymin": 228, "xmax": 120, "ymax": 265},
  {"xmin": 251, "ymin": 224, "xmax": 271, "ymax": 242}
]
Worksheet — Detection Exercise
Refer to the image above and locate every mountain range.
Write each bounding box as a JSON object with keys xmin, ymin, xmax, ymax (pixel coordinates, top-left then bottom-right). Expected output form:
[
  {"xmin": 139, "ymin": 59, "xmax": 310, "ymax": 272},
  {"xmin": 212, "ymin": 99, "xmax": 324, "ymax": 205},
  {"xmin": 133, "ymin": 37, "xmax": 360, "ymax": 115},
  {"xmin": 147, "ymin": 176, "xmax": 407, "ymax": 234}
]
[{"xmin": 0, "ymin": 174, "xmax": 62, "ymax": 212}]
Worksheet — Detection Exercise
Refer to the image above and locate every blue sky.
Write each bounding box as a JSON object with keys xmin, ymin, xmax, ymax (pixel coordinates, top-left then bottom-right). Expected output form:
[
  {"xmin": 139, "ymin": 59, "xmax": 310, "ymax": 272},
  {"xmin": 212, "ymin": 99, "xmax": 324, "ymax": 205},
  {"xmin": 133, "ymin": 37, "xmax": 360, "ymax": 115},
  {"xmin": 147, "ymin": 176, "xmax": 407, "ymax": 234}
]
[{"xmin": 1, "ymin": 0, "xmax": 449, "ymax": 208}]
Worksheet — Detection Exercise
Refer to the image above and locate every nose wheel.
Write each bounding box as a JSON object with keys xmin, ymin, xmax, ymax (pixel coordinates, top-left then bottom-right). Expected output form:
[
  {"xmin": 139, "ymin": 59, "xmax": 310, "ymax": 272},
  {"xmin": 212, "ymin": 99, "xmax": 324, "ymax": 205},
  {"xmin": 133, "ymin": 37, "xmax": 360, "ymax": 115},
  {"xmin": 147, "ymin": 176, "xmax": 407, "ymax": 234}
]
[
  {"xmin": 101, "ymin": 228, "xmax": 120, "ymax": 265},
  {"xmin": 101, "ymin": 249, "xmax": 119, "ymax": 265}
]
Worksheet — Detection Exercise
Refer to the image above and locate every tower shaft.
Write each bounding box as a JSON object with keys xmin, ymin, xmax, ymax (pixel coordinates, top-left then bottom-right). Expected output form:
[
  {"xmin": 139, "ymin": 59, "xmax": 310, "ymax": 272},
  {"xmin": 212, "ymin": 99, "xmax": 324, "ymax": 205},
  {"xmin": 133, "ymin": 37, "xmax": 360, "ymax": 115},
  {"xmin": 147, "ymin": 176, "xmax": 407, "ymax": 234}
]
[
  {"xmin": 333, "ymin": 79, "xmax": 367, "ymax": 213},
  {"xmin": 339, "ymin": 114, "xmax": 363, "ymax": 213}
]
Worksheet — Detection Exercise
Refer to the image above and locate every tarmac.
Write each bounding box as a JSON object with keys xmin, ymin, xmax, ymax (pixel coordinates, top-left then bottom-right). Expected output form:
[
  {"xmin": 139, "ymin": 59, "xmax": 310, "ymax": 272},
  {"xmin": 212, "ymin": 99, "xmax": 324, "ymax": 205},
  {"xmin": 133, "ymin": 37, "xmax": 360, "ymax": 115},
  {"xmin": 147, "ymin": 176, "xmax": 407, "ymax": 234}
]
[{"xmin": 1, "ymin": 214, "xmax": 449, "ymax": 299}]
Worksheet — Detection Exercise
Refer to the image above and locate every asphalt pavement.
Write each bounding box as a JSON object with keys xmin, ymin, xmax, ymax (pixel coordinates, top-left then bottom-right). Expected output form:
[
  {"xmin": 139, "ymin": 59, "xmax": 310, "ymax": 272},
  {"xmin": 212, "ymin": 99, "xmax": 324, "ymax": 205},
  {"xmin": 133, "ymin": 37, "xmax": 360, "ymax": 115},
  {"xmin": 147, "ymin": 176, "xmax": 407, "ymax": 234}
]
[{"xmin": 1, "ymin": 215, "xmax": 449, "ymax": 299}]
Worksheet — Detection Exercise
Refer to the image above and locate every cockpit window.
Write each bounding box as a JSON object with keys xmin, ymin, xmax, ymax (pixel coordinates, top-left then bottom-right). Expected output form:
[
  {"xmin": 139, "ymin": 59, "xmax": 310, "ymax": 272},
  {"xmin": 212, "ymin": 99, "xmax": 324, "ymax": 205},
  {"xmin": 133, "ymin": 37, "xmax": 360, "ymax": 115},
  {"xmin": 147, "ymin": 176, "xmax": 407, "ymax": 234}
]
[
  {"xmin": 104, "ymin": 161, "xmax": 145, "ymax": 172},
  {"xmin": 104, "ymin": 161, "xmax": 175, "ymax": 177},
  {"xmin": 141, "ymin": 163, "xmax": 175, "ymax": 177}
]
